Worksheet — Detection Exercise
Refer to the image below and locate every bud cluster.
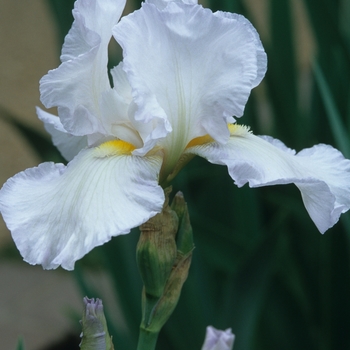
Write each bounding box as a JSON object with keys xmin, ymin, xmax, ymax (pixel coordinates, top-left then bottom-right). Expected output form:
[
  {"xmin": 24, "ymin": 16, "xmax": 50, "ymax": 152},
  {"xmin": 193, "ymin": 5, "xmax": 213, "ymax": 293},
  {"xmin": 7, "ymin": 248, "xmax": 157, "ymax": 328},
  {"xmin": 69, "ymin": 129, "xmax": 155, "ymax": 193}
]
[{"xmin": 137, "ymin": 187, "xmax": 194, "ymax": 333}]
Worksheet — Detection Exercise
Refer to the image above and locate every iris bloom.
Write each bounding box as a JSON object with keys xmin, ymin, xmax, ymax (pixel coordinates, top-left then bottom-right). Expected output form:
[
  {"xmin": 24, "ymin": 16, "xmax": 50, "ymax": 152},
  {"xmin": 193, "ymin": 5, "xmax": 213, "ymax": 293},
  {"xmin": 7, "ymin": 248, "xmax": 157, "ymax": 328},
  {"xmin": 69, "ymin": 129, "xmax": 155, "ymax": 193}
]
[{"xmin": 1, "ymin": 0, "xmax": 350, "ymax": 270}]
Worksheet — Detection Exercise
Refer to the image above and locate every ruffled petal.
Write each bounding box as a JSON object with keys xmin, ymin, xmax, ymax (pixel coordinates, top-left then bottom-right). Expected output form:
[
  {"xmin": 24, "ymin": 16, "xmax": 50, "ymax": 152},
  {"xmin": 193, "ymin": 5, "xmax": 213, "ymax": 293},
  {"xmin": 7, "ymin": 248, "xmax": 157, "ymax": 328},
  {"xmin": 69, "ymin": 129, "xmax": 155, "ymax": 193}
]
[
  {"xmin": 186, "ymin": 126, "xmax": 350, "ymax": 233},
  {"xmin": 215, "ymin": 11, "xmax": 267, "ymax": 89},
  {"xmin": 0, "ymin": 143, "xmax": 164, "ymax": 270},
  {"xmin": 37, "ymin": 107, "xmax": 87, "ymax": 161},
  {"xmin": 113, "ymin": 2, "xmax": 266, "ymax": 161},
  {"xmin": 40, "ymin": 0, "xmax": 126, "ymax": 136}
]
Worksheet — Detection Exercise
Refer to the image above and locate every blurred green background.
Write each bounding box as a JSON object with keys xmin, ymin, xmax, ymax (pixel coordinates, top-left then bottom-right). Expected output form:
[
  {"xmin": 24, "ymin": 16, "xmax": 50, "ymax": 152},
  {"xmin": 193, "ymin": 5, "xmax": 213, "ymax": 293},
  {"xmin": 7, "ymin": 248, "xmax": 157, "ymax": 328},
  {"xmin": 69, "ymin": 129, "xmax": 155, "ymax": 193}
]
[{"xmin": 2, "ymin": 0, "xmax": 350, "ymax": 349}]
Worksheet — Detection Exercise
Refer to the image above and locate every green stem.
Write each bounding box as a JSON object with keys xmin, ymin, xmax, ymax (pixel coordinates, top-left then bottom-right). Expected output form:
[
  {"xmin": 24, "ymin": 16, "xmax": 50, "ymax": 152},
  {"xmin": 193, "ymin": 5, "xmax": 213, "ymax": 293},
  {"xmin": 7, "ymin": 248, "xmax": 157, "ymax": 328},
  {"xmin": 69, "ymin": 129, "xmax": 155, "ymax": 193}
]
[{"xmin": 136, "ymin": 327, "xmax": 159, "ymax": 350}]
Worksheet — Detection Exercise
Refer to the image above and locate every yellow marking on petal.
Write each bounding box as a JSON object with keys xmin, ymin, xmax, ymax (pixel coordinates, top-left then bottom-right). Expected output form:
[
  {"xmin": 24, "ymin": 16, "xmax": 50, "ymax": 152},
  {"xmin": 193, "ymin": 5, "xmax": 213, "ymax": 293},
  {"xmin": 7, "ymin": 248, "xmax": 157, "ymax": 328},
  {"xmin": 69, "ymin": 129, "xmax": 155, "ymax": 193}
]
[
  {"xmin": 96, "ymin": 140, "xmax": 136, "ymax": 157},
  {"xmin": 185, "ymin": 124, "xmax": 251, "ymax": 150},
  {"xmin": 228, "ymin": 123, "xmax": 251, "ymax": 136},
  {"xmin": 185, "ymin": 134, "xmax": 215, "ymax": 149}
]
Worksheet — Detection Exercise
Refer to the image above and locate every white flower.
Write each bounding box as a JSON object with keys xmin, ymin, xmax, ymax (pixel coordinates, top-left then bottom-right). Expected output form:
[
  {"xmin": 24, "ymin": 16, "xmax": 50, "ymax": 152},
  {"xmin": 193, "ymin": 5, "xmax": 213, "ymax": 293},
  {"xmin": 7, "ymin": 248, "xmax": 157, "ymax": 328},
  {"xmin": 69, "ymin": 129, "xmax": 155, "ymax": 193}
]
[
  {"xmin": 201, "ymin": 326, "xmax": 235, "ymax": 350},
  {"xmin": 1, "ymin": 0, "xmax": 349, "ymax": 270}
]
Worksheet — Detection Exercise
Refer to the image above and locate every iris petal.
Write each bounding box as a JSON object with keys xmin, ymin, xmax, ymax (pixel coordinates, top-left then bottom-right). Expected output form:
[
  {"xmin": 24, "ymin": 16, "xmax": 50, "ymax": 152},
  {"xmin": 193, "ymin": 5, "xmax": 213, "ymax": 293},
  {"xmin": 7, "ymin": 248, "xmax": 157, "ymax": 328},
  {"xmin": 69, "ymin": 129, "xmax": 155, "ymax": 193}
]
[
  {"xmin": 113, "ymin": 1, "xmax": 266, "ymax": 164},
  {"xmin": 37, "ymin": 107, "xmax": 87, "ymax": 161},
  {"xmin": 40, "ymin": 0, "xmax": 126, "ymax": 136},
  {"xmin": 0, "ymin": 145, "xmax": 164, "ymax": 270},
  {"xmin": 186, "ymin": 126, "xmax": 350, "ymax": 233}
]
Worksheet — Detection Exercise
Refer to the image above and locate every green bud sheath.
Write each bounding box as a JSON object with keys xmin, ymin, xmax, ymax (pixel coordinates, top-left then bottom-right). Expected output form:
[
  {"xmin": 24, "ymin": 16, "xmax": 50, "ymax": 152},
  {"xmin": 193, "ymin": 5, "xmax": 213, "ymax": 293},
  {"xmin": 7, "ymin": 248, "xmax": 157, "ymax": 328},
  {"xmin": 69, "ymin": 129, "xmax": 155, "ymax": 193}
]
[
  {"xmin": 137, "ymin": 187, "xmax": 178, "ymax": 298},
  {"xmin": 137, "ymin": 188, "xmax": 195, "ymax": 334},
  {"xmin": 144, "ymin": 249, "xmax": 193, "ymax": 332},
  {"xmin": 171, "ymin": 191, "xmax": 194, "ymax": 255}
]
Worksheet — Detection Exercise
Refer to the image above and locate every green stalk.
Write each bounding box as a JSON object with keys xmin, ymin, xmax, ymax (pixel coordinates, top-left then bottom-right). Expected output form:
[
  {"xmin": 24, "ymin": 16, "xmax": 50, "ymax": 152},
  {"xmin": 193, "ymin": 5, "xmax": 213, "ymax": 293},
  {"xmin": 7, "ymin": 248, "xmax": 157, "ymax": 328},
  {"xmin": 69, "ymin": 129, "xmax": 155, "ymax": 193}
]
[{"xmin": 136, "ymin": 327, "xmax": 159, "ymax": 350}]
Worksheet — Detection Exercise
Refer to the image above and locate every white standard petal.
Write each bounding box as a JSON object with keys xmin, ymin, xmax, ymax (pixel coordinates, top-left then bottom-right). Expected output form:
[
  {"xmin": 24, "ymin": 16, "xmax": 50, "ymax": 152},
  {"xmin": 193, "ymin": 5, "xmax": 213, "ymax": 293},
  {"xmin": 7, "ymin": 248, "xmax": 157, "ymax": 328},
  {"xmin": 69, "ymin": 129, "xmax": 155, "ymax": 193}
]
[
  {"xmin": 99, "ymin": 63, "xmax": 143, "ymax": 148},
  {"xmin": 0, "ymin": 142, "xmax": 164, "ymax": 270},
  {"xmin": 40, "ymin": 0, "xmax": 126, "ymax": 136},
  {"xmin": 37, "ymin": 107, "xmax": 88, "ymax": 161},
  {"xmin": 186, "ymin": 125, "xmax": 350, "ymax": 233},
  {"xmin": 113, "ymin": 2, "xmax": 266, "ymax": 167},
  {"xmin": 201, "ymin": 326, "xmax": 235, "ymax": 350}
]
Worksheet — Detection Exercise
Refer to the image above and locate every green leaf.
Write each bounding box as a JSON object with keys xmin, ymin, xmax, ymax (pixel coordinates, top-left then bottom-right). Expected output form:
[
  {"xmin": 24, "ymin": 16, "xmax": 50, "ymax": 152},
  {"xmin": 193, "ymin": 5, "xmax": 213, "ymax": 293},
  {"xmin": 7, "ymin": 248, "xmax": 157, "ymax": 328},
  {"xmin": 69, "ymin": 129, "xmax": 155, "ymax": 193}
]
[
  {"xmin": 312, "ymin": 61, "xmax": 350, "ymax": 158},
  {"xmin": 15, "ymin": 337, "xmax": 25, "ymax": 350},
  {"xmin": 46, "ymin": 0, "xmax": 75, "ymax": 46},
  {"xmin": 267, "ymin": 0, "xmax": 299, "ymax": 147}
]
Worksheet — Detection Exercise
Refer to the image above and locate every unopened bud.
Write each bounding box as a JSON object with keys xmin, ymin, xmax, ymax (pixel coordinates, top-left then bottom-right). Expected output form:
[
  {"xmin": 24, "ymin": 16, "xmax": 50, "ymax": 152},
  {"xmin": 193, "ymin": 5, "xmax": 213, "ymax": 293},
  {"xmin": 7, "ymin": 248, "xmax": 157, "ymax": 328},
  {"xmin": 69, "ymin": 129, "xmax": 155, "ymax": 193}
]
[
  {"xmin": 201, "ymin": 326, "xmax": 235, "ymax": 350},
  {"xmin": 171, "ymin": 191, "xmax": 194, "ymax": 255},
  {"xmin": 80, "ymin": 297, "xmax": 114, "ymax": 350},
  {"xmin": 139, "ymin": 189, "xmax": 195, "ymax": 332},
  {"xmin": 146, "ymin": 247, "xmax": 193, "ymax": 332}
]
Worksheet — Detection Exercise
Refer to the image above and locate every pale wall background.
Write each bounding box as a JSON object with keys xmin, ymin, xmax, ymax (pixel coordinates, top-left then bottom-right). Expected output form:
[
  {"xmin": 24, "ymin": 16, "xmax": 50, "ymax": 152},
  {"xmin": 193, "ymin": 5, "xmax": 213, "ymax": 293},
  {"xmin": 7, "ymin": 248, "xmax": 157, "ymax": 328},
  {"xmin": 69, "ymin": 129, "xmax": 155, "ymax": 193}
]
[{"xmin": 0, "ymin": 1, "xmax": 82, "ymax": 349}]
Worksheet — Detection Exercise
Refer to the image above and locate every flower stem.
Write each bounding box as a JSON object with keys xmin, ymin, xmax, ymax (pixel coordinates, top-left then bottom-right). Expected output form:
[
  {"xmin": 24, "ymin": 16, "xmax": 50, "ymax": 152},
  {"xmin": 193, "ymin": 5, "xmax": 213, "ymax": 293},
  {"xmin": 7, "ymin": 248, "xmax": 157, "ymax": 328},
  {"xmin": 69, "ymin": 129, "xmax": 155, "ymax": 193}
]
[{"xmin": 136, "ymin": 327, "xmax": 159, "ymax": 350}]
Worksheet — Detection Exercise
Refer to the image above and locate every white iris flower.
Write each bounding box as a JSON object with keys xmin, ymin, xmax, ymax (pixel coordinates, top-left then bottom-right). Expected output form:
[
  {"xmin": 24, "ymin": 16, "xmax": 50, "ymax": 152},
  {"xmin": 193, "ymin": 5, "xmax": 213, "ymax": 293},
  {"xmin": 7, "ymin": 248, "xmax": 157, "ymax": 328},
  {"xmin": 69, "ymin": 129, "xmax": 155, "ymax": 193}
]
[{"xmin": 1, "ymin": 0, "xmax": 350, "ymax": 270}]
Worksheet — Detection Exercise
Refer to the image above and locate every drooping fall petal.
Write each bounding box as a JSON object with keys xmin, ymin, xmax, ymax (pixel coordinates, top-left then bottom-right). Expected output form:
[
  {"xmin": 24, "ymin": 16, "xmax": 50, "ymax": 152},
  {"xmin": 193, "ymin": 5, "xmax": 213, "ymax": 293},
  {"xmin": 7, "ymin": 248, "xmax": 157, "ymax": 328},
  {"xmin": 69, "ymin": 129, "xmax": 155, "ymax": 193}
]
[
  {"xmin": 0, "ymin": 142, "xmax": 164, "ymax": 269},
  {"xmin": 186, "ymin": 125, "xmax": 350, "ymax": 233}
]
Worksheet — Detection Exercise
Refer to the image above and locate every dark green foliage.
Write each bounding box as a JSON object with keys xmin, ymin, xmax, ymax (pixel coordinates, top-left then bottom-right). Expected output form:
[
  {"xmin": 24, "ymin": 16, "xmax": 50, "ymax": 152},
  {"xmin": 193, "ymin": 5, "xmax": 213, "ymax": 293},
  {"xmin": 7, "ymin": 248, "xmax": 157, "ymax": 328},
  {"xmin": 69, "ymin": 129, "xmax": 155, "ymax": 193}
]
[{"xmin": 46, "ymin": 0, "xmax": 76, "ymax": 47}]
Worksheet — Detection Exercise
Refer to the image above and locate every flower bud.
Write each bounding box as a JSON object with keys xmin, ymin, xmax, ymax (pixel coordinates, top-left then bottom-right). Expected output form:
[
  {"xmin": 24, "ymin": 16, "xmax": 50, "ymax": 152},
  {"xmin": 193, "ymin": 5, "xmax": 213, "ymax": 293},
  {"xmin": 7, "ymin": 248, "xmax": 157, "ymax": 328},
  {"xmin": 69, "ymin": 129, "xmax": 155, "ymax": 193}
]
[
  {"xmin": 80, "ymin": 297, "xmax": 114, "ymax": 350},
  {"xmin": 145, "ymin": 247, "xmax": 193, "ymax": 332},
  {"xmin": 201, "ymin": 326, "xmax": 235, "ymax": 350},
  {"xmin": 137, "ymin": 187, "xmax": 178, "ymax": 298},
  {"xmin": 138, "ymin": 189, "xmax": 194, "ymax": 332},
  {"xmin": 171, "ymin": 191, "xmax": 194, "ymax": 255}
]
